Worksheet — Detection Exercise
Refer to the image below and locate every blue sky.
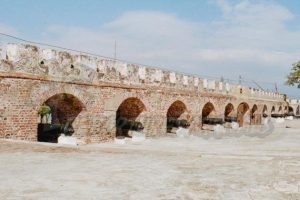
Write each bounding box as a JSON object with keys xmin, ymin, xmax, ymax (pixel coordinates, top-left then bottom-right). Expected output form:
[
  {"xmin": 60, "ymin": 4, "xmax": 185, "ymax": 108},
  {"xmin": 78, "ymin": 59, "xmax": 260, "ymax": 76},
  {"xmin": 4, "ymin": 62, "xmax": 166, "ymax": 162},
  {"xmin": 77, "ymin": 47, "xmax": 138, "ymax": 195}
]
[{"xmin": 0, "ymin": 0, "xmax": 300, "ymax": 98}]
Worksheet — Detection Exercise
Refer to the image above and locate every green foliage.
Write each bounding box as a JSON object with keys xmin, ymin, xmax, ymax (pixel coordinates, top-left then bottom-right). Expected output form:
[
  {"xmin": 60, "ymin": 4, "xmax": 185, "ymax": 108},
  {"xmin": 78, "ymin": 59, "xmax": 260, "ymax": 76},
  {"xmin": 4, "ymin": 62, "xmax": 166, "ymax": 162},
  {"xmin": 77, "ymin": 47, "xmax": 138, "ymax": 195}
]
[
  {"xmin": 38, "ymin": 104, "xmax": 51, "ymax": 115},
  {"xmin": 286, "ymin": 61, "xmax": 300, "ymax": 87}
]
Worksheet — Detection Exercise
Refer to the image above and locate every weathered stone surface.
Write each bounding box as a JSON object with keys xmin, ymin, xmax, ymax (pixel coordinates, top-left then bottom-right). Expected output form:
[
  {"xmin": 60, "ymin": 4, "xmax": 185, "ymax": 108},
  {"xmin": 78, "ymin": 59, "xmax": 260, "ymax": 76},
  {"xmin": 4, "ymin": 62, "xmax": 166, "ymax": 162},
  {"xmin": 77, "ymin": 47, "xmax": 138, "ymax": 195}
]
[{"xmin": 0, "ymin": 43, "xmax": 297, "ymax": 143}]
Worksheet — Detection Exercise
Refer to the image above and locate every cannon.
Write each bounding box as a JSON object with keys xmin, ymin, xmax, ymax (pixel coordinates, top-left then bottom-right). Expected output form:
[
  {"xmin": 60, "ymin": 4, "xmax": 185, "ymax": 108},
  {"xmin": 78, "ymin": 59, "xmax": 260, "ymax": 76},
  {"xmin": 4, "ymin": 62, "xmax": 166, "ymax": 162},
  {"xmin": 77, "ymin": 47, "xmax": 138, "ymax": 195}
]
[
  {"xmin": 116, "ymin": 117, "xmax": 144, "ymax": 137},
  {"xmin": 271, "ymin": 114, "xmax": 285, "ymax": 118},
  {"xmin": 167, "ymin": 118, "xmax": 190, "ymax": 129},
  {"xmin": 263, "ymin": 113, "xmax": 268, "ymax": 118},
  {"xmin": 202, "ymin": 117, "xmax": 224, "ymax": 125},
  {"xmin": 224, "ymin": 116, "xmax": 237, "ymax": 123},
  {"xmin": 38, "ymin": 122, "xmax": 74, "ymax": 143},
  {"xmin": 286, "ymin": 112, "xmax": 295, "ymax": 117}
]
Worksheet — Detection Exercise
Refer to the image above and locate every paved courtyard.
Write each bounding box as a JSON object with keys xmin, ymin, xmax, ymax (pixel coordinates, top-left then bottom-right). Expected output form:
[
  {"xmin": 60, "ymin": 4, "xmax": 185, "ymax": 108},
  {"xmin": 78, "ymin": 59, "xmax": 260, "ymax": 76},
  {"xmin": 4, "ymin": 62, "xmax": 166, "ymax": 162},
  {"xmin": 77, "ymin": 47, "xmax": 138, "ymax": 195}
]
[{"xmin": 0, "ymin": 120, "xmax": 299, "ymax": 200}]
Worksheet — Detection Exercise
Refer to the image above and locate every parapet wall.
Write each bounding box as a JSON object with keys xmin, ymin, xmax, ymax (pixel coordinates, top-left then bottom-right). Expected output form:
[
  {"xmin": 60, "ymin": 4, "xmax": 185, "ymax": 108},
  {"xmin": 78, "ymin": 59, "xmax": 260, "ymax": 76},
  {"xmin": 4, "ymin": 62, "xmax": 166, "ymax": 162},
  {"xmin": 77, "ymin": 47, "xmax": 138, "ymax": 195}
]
[
  {"xmin": 0, "ymin": 43, "xmax": 285, "ymax": 101},
  {"xmin": 0, "ymin": 43, "xmax": 293, "ymax": 143}
]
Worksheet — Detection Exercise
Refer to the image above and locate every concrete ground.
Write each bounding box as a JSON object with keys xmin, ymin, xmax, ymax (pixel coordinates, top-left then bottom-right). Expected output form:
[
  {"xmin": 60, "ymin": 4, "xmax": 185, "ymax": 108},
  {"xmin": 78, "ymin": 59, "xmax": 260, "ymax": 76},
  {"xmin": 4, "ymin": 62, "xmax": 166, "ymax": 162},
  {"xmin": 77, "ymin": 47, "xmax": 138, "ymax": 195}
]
[{"xmin": 0, "ymin": 120, "xmax": 299, "ymax": 200}]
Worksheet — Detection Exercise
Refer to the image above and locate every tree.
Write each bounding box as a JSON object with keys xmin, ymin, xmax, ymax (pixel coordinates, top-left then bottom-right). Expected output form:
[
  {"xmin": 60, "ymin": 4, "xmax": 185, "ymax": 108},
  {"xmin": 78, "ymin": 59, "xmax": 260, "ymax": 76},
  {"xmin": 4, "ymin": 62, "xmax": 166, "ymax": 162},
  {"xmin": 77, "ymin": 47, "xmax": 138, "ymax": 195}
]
[{"xmin": 286, "ymin": 61, "xmax": 300, "ymax": 88}]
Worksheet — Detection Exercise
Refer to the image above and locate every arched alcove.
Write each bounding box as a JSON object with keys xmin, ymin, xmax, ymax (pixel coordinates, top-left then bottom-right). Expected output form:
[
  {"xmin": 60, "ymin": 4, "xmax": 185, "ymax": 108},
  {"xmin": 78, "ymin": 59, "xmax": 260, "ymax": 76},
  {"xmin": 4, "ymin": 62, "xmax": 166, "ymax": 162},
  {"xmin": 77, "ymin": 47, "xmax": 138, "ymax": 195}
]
[
  {"xmin": 271, "ymin": 106, "xmax": 275, "ymax": 114},
  {"xmin": 250, "ymin": 104, "xmax": 260, "ymax": 125},
  {"xmin": 288, "ymin": 106, "xmax": 294, "ymax": 116},
  {"xmin": 224, "ymin": 103, "xmax": 236, "ymax": 122},
  {"xmin": 237, "ymin": 102, "xmax": 249, "ymax": 127},
  {"xmin": 116, "ymin": 97, "xmax": 146, "ymax": 137},
  {"xmin": 262, "ymin": 105, "xmax": 268, "ymax": 118},
  {"xmin": 166, "ymin": 100, "xmax": 189, "ymax": 132},
  {"xmin": 37, "ymin": 93, "xmax": 85, "ymax": 143}
]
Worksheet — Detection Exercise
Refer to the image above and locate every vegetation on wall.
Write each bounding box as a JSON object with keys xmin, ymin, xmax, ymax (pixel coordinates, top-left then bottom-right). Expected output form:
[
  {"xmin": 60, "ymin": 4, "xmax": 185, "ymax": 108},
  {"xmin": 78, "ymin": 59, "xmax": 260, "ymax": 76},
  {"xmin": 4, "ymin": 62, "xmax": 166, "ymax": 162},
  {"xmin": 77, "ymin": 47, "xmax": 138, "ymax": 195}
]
[{"xmin": 38, "ymin": 104, "xmax": 51, "ymax": 116}]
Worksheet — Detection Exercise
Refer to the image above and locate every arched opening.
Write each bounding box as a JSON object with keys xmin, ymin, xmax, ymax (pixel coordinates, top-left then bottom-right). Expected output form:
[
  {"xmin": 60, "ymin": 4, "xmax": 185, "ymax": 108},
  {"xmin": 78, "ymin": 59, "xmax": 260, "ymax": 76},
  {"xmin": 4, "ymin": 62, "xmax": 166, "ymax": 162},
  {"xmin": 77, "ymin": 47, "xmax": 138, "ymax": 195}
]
[
  {"xmin": 166, "ymin": 100, "xmax": 189, "ymax": 133},
  {"xmin": 271, "ymin": 105, "xmax": 284, "ymax": 118},
  {"xmin": 237, "ymin": 102, "xmax": 249, "ymax": 127},
  {"xmin": 116, "ymin": 97, "xmax": 145, "ymax": 137},
  {"xmin": 262, "ymin": 105, "xmax": 268, "ymax": 118},
  {"xmin": 250, "ymin": 104, "xmax": 260, "ymax": 125},
  {"xmin": 288, "ymin": 106, "xmax": 294, "ymax": 116},
  {"xmin": 224, "ymin": 103, "xmax": 236, "ymax": 122},
  {"xmin": 297, "ymin": 105, "xmax": 300, "ymax": 115},
  {"xmin": 271, "ymin": 106, "xmax": 275, "ymax": 114},
  {"xmin": 37, "ymin": 93, "xmax": 84, "ymax": 143},
  {"xmin": 278, "ymin": 106, "xmax": 282, "ymax": 113},
  {"xmin": 202, "ymin": 102, "xmax": 223, "ymax": 125}
]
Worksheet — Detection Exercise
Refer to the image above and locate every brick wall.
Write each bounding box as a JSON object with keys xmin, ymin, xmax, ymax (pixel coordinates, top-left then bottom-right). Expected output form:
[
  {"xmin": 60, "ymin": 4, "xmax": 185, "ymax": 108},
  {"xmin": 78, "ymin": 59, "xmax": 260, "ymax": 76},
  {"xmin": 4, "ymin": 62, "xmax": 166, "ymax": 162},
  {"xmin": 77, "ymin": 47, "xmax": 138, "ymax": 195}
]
[{"xmin": 0, "ymin": 43, "xmax": 289, "ymax": 143}]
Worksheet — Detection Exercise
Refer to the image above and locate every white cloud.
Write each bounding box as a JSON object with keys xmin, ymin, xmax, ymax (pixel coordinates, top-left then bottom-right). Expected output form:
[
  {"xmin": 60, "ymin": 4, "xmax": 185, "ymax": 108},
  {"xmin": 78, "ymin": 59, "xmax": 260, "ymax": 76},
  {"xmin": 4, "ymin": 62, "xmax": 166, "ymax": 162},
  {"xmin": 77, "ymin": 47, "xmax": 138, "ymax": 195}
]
[{"xmin": 41, "ymin": 1, "xmax": 300, "ymax": 95}]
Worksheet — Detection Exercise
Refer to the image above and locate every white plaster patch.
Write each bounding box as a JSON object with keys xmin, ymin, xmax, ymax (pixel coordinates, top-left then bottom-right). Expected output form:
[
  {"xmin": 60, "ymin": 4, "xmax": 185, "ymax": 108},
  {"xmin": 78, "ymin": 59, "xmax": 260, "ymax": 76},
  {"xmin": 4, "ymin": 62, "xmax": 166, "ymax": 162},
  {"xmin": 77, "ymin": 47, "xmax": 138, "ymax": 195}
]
[
  {"xmin": 132, "ymin": 132, "xmax": 146, "ymax": 142},
  {"xmin": 6, "ymin": 44, "xmax": 19, "ymax": 62},
  {"xmin": 219, "ymin": 82, "xmax": 223, "ymax": 91},
  {"xmin": 194, "ymin": 77, "xmax": 199, "ymax": 87},
  {"xmin": 0, "ymin": 47, "xmax": 4, "ymax": 60},
  {"xmin": 176, "ymin": 127, "xmax": 189, "ymax": 138},
  {"xmin": 57, "ymin": 134, "xmax": 78, "ymax": 146},
  {"xmin": 183, "ymin": 76, "xmax": 188, "ymax": 85},
  {"xmin": 75, "ymin": 55, "xmax": 97, "ymax": 69},
  {"xmin": 169, "ymin": 72, "xmax": 176, "ymax": 83},
  {"xmin": 153, "ymin": 69, "xmax": 162, "ymax": 82},
  {"xmin": 42, "ymin": 49, "xmax": 57, "ymax": 60},
  {"xmin": 117, "ymin": 63, "xmax": 128, "ymax": 77},
  {"xmin": 138, "ymin": 67, "xmax": 146, "ymax": 80},
  {"xmin": 226, "ymin": 83, "xmax": 231, "ymax": 92},
  {"xmin": 291, "ymin": 99, "xmax": 298, "ymax": 104},
  {"xmin": 203, "ymin": 79, "xmax": 208, "ymax": 89},
  {"xmin": 208, "ymin": 80, "xmax": 215, "ymax": 90}
]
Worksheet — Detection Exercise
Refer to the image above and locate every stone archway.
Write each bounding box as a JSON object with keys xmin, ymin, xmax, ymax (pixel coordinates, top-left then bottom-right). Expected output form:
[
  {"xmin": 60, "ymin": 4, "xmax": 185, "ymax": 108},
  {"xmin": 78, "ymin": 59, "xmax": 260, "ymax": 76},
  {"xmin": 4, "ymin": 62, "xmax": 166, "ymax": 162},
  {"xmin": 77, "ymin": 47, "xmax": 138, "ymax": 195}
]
[
  {"xmin": 166, "ymin": 100, "xmax": 189, "ymax": 133},
  {"xmin": 201, "ymin": 102, "xmax": 223, "ymax": 126},
  {"xmin": 250, "ymin": 104, "xmax": 260, "ymax": 125},
  {"xmin": 288, "ymin": 106, "xmax": 294, "ymax": 116},
  {"xmin": 297, "ymin": 105, "xmax": 300, "ymax": 115},
  {"xmin": 116, "ymin": 97, "xmax": 146, "ymax": 137},
  {"xmin": 37, "ymin": 93, "xmax": 85, "ymax": 143},
  {"xmin": 271, "ymin": 106, "xmax": 275, "ymax": 114},
  {"xmin": 237, "ymin": 102, "xmax": 249, "ymax": 127},
  {"xmin": 278, "ymin": 106, "xmax": 282, "ymax": 113},
  {"xmin": 224, "ymin": 103, "xmax": 235, "ymax": 122},
  {"xmin": 202, "ymin": 102, "xmax": 215, "ymax": 119},
  {"xmin": 262, "ymin": 105, "xmax": 268, "ymax": 118}
]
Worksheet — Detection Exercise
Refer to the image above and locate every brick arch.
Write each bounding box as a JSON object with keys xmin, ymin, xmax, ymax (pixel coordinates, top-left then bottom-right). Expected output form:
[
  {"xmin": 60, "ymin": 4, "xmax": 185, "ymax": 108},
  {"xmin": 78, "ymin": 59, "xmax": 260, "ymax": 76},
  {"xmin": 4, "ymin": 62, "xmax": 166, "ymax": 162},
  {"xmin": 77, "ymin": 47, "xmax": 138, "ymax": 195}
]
[
  {"xmin": 262, "ymin": 105, "xmax": 268, "ymax": 117},
  {"xmin": 42, "ymin": 93, "xmax": 85, "ymax": 124},
  {"xmin": 250, "ymin": 104, "xmax": 258, "ymax": 125},
  {"xmin": 166, "ymin": 100, "xmax": 191, "ymax": 133},
  {"xmin": 202, "ymin": 102, "xmax": 215, "ymax": 118},
  {"xmin": 107, "ymin": 93, "xmax": 151, "ymax": 113},
  {"xmin": 271, "ymin": 105, "xmax": 276, "ymax": 114},
  {"xmin": 237, "ymin": 102, "xmax": 250, "ymax": 127},
  {"xmin": 32, "ymin": 85, "xmax": 94, "ymax": 142},
  {"xmin": 166, "ymin": 100, "xmax": 188, "ymax": 119},
  {"xmin": 36, "ymin": 87, "xmax": 89, "ymax": 112},
  {"xmin": 278, "ymin": 105, "xmax": 282, "ymax": 113},
  {"xmin": 251, "ymin": 104, "xmax": 258, "ymax": 114},
  {"xmin": 115, "ymin": 97, "xmax": 146, "ymax": 137},
  {"xmin": 116, "ymin": 97, "xmax": 146, "ymax": 120},
  {"xmin": 163, "ymin": 96, "xmax": 194, "ymax": 116},
  {"xmin": 36, "ymin": 92, "xmax": 88, "ymax": 143},
  {"xmin": 224, "ymin": 103, "xmax": 235, "ymax": 117},
  {"xmin": 288, "ymin": 106, "xmax": 294, "ymax": 115}
]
